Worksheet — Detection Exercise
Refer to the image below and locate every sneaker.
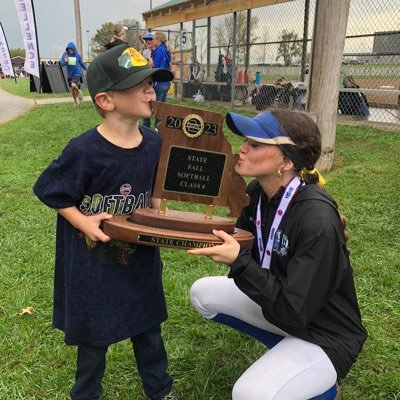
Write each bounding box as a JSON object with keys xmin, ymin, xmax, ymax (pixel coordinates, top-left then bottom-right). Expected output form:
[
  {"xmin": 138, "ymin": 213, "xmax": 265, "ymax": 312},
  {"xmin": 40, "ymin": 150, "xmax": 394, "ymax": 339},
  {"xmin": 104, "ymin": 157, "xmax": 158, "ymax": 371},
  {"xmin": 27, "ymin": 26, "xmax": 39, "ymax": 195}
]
[
  {"xmin": 162, "ymin": 392, "xmax": 178, "ymax": 400},
  {"xmin": 78, "ymin": 90, "xmax": 83, "ymax": 101}
]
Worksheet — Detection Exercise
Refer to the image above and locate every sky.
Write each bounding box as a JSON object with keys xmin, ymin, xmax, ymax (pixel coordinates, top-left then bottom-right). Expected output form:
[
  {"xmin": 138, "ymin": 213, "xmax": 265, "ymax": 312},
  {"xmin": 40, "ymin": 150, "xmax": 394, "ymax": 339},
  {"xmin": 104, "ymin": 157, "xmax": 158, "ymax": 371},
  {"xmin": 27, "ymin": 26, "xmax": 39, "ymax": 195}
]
[{"xmin": 2, "ymin": 0, "xmax": 167, "ymax": 59}]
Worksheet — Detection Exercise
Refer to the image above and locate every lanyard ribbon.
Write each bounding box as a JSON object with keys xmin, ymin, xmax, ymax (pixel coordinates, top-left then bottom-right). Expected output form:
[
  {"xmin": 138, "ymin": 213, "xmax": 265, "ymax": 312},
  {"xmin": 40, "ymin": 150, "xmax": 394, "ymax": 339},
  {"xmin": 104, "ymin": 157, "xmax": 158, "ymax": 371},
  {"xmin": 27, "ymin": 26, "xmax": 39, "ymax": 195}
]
[{"xmin": 256, "ymin": 177, "xmax": 302, "ymax": 269}]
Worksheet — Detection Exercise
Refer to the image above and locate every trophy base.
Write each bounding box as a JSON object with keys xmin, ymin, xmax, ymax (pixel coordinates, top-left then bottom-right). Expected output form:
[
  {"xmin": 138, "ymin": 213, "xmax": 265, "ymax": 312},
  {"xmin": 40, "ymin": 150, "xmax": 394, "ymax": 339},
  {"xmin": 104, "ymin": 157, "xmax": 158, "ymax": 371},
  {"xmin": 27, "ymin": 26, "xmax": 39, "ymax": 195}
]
[
  {"xmin": 129, "ymin": 208, "xmax": 236, "ymax": 233},
  {"xmin": 103, "ymin": 215, "xmax": 254, "ymax": 250}
]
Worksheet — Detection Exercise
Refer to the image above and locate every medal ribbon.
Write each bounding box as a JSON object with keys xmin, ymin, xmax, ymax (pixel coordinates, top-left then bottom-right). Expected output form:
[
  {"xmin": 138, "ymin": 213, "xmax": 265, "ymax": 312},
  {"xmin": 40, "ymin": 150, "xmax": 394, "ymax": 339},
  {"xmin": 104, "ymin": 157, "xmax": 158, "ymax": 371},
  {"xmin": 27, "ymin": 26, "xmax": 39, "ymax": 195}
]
[{"xmin": 256, "ymin": 176, "xmax": 302, "ymax": 269}]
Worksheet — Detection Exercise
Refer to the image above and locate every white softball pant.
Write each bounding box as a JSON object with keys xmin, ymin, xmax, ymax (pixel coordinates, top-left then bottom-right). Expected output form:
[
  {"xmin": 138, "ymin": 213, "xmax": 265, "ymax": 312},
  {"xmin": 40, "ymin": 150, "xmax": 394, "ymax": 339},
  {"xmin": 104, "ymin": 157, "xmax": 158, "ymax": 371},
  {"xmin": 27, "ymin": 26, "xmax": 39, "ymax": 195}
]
[{"xmin": 190, "ymin": 276, "xmax": 337, "ymax": 400}]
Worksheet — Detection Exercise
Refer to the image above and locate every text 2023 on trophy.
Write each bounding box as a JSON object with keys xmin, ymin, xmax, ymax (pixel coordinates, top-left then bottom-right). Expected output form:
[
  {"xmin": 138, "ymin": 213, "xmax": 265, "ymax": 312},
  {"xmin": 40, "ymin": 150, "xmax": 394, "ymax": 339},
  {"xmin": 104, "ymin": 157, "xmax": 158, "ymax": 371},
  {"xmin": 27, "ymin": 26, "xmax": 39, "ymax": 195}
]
[{"xmin": 103, "ymin": 102, "xmax": 254, "ymax": 249}]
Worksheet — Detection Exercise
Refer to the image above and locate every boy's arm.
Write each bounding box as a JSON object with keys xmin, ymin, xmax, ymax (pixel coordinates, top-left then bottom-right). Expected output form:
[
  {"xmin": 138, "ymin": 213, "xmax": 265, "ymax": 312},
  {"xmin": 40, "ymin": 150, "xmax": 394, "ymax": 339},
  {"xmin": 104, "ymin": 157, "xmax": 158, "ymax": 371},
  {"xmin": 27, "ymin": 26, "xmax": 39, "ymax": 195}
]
[
  {"xmin": 60, "ymin": 53, "xmax": 68, "ymax": 65},
  {"xmin": 79, "ymin": 57, "xmax": 88, "ymax": 70},
  {"xmin": 57, "ymin": 206, "xmax": 112, "ymax": 242}
]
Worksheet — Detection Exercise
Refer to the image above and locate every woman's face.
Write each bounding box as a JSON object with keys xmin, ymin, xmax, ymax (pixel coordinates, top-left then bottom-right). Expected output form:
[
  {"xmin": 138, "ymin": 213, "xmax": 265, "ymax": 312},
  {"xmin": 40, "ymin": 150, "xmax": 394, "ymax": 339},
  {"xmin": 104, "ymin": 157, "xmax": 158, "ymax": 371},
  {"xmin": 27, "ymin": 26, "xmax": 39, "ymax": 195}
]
[{"xmin": 236, "ymin": 139, "xmax": 286, "ymax": 178}]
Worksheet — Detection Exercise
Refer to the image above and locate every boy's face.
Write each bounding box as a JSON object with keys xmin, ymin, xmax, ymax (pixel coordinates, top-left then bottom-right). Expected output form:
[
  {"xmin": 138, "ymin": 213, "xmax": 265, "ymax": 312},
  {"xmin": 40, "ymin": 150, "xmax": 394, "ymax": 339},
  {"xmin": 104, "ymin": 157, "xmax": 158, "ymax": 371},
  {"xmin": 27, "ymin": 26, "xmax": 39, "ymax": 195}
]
[
  {"xmin": 105, "ymin": 78, "xmax": 156, "ymax": 119},
  {"xmin": 67, "ymin": 48, "xmax": 74, "ymax": 55}
]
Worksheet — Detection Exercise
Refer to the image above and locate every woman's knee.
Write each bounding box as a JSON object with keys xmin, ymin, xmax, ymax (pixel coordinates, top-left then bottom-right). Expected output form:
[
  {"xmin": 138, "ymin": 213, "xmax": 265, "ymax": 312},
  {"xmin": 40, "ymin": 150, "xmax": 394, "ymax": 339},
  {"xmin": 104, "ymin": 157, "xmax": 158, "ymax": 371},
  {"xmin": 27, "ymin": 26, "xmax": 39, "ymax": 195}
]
[
  {"xmin": 232, "ymin": 375, "xmax": 270, "ymax": 400},
  {"xmin": 190, "ymin": 277, "xmax": 215, "ymax": 318}
]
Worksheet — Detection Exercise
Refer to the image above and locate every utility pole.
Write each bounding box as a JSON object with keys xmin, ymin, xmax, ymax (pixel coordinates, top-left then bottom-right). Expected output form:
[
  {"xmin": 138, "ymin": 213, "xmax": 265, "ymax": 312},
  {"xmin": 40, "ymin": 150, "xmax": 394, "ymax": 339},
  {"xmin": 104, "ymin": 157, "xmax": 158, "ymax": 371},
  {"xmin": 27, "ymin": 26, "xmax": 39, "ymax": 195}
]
[
  {"xmin": 74, "ymin": 0, "xmax": 83, "ymax": 55},
  {"xmin": 86, "ymin": 30, "xmax": 90, "ymax": 61}
]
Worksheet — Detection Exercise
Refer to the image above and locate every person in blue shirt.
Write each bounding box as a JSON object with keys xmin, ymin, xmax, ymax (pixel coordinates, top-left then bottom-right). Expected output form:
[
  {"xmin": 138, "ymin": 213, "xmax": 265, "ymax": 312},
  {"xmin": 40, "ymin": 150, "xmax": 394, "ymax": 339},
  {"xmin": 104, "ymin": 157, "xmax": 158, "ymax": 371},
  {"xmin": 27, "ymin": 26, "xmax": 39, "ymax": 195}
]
[
  {"xmin": 60, "ymin": 42, "xmax": 87, "ymax": 106},
  {"xmin": 143, "ymin": 31, "xmax": 172, "ymax": 128}
]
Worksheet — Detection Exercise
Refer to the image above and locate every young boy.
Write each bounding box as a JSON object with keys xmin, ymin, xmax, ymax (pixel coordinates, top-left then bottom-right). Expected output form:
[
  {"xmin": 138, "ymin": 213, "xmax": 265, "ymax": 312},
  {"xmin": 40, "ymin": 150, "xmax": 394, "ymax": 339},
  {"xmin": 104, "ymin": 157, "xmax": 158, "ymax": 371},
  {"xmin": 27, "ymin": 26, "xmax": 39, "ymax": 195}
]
[
  {"xmin": 33, "ymin": 45, "xmax": 177, "ymax": 400},
  {"xmin": 60, "ymin": 42, "xmax": 87, "ymax": 106}
]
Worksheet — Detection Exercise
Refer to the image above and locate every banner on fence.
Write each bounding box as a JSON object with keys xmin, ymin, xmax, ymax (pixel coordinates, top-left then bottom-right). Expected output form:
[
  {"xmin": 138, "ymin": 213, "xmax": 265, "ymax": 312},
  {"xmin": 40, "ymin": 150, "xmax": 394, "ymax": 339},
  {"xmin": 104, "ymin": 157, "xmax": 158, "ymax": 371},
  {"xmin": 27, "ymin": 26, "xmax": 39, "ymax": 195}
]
[
  {"xmin": 14, "ymin": 0, "xmax": 40, "ymax": 78},
  {"xmin": 0, "ymin": 23, "xmax": 15, "ymax": 77}
]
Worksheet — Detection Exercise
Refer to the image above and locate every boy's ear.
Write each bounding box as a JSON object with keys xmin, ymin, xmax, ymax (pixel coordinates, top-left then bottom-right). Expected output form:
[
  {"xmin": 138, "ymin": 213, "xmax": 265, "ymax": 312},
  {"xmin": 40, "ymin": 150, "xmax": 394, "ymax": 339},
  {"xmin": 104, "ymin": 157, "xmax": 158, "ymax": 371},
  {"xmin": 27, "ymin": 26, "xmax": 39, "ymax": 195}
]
[{"xmin": 94, "ymin": 92, "xmax": 115, "ymax": 112}]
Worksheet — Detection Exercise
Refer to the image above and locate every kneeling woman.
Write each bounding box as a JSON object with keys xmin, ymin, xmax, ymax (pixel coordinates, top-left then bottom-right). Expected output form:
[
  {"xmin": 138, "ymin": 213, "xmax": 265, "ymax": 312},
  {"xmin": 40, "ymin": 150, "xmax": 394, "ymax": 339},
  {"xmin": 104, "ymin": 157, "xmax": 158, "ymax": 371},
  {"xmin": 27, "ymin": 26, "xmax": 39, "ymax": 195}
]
[{"xmin": 188, "ymin": 110, "xmax": 367, "ymax": 400}]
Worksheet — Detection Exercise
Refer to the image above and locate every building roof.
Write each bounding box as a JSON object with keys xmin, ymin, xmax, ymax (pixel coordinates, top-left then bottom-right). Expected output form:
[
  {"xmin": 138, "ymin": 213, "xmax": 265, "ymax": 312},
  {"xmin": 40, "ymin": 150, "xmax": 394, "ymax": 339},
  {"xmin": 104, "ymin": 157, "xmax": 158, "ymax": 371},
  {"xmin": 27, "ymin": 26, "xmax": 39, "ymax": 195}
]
[
  {"xmin": 143, "ymin": 0, "xmax": 292, "ymax": 29},
  {"xmin": 150, "ymin": 0, "xmax": 188, "ymax": 12}
]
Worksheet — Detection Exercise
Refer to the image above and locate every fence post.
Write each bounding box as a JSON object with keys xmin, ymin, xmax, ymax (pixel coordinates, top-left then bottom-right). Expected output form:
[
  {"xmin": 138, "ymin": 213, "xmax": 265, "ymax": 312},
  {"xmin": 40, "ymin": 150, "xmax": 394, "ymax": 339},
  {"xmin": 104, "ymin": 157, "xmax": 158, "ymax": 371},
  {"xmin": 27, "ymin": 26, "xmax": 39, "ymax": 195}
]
[
  {"xmin": 179, "ymin": 22, "xmax": 184, "ymax": 100},
  {"xmin": 231, "ymin": 12, "xmax": 237, "ymax": 104},
  {"xmin": 307, "ymin": 0, "xmax": 351, "ymax": 171}
]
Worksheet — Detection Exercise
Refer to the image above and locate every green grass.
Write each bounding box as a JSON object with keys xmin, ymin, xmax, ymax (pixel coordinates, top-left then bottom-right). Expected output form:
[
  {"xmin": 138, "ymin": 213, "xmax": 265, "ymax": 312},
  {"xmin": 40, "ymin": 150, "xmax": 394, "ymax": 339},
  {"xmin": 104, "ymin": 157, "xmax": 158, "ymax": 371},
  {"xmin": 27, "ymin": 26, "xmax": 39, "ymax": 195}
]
[
  {"xmin": 0, "ymin": 77, "xmax": 89, "ymax": 99},
  {"xmin": 0, "ymin": 100, "xmax": 399, "ymax": 399}
]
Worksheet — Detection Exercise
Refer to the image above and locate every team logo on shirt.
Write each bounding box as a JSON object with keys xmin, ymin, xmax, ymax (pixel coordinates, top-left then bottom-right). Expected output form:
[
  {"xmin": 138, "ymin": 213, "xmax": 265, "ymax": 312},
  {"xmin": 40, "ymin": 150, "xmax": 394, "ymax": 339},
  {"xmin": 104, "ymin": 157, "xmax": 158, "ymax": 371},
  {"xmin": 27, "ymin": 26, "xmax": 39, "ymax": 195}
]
[
  {"xmin": 120, "ymin": 183, "xmax": 132, "ymax": 196},
  {"xmin": 79, "ymin": 190, "xmax": 151, "ymax": 216},
  {"xmin": 273, "ymin": 230, "xmax": 289, "ymax": 256}
]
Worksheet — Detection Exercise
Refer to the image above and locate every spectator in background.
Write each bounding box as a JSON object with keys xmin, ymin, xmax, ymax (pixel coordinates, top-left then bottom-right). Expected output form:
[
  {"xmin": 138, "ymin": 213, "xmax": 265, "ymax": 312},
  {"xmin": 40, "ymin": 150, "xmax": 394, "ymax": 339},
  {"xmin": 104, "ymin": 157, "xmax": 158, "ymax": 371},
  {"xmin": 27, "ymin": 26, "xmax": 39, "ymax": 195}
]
[
  {"xmin": 224, "ymin": 51, "xmax": 233, "ymax": 80},
  {"xmin": 143, "ymin": 31, "xmax": 172, "ymax": 128},
  {"xmin": 105, "ymin": 24, "xmax": 128, "ymax": 50},
  {"xmin": 60, "ymin": 42, "xmax": 87, "ymax": 106},
  {"xmin": 141, "ymin": 32, "xmax": 155, "ymax": 63}
]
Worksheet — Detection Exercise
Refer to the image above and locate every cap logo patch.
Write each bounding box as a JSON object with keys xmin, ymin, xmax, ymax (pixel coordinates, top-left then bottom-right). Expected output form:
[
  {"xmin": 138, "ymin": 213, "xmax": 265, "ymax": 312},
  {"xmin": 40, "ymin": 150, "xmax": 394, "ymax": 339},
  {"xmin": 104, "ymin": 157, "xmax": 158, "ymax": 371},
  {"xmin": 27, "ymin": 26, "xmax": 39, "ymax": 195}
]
[{"xmin": 117, "ymin": 47, "xmax": 147, "ymax": 69}]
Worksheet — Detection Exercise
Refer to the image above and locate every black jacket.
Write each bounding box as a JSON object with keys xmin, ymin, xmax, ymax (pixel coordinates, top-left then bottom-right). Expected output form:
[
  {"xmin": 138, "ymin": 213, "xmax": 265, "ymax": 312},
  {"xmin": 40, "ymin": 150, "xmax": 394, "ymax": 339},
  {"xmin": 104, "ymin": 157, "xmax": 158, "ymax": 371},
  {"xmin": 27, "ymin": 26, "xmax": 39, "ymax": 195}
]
[
  {"xmin": 105, "ymin": 39, "xmax": 128, "ymax": 50},
  {"xmin": 230, "ymin": 181, "xmax": 367, "ymax": 379}
]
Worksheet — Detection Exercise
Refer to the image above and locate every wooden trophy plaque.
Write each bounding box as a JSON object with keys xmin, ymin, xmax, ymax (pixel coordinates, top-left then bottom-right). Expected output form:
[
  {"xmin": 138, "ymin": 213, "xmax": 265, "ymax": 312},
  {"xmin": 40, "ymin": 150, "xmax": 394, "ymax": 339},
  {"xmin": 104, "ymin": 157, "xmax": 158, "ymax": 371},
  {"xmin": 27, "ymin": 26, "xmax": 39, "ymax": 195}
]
[{"xmin": 103, "ymin": 101, "xmax": 254, "ymax": 249}]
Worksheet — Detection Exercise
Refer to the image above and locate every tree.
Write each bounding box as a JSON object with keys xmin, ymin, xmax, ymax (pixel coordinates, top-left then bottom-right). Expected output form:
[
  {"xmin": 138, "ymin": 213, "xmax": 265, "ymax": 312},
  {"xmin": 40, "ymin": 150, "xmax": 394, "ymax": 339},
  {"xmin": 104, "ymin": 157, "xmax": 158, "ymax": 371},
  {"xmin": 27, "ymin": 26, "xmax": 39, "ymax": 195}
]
[
  {"xmin": 90, "ymin": 19, "xmax": 143, "ymax": 56},
  {"xmin": 196, "ymin": 28, "xmax": 208, "ymax": 64},
  {"xmin": 10, "ymin": 48, "xmax": 25, "ymax": 58},
  {"xmin": 276, "ymin": 30, "xmax": 302, "ymax": 66},
  {"xmin": 120, "ymin": 18, "xmax": 143, "ymax": 49},
  {"xmin": 213, "ymin": 11, "xmax": 260, "ymax": 65},
  {"xmin": 90, "ymin": 22, "xmax": 114, "ymax": 55}
]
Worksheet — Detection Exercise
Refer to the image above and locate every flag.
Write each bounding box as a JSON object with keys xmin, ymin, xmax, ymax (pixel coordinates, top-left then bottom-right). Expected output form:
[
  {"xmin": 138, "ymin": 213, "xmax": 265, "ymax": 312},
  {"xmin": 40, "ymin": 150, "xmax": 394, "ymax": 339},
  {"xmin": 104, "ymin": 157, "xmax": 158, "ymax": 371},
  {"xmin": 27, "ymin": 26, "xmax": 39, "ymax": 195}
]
[
  {"xmin": 14, "ymin": 0, "xmax": 40, "ymax": 78},
  {"xmin": 0, "ymin": 23, "xmax": 15, "ymax": 77}
]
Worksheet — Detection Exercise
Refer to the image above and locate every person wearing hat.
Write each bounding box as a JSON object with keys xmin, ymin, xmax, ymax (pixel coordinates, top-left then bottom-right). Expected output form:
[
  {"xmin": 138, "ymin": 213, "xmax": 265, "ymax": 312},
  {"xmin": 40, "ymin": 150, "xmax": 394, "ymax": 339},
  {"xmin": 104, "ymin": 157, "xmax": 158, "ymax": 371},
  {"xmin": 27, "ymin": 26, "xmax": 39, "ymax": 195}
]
[
  {"xmin": 143, "ymin": 31, "xmax": 172, "ymax": 128},
  {"xmin": 142, "ymin": 32, "xmax": 155, "ymax": 63},
  {"xmin": 33, "ymin": 45, "xmax": 178, "ymax": 400},
  {"xmin": 188, "ymin": 110, "xmax": 367, "ymax": 400},
  {"xmin": 143, "ymin": 32, "xmax": 154, "ymax": 41},
  {"xmin": 105, "ymin": 23, "xmax": 129, "ymax": 50}
]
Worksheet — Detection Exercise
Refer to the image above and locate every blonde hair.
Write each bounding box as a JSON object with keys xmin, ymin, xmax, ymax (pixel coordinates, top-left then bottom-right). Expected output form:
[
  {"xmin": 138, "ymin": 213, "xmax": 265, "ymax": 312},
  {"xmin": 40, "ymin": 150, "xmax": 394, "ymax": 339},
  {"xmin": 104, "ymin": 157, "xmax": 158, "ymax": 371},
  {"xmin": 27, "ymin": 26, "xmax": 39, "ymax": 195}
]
[{"xmin": 153, "ymin": 31, "xmax": 167, "ymax": 43}]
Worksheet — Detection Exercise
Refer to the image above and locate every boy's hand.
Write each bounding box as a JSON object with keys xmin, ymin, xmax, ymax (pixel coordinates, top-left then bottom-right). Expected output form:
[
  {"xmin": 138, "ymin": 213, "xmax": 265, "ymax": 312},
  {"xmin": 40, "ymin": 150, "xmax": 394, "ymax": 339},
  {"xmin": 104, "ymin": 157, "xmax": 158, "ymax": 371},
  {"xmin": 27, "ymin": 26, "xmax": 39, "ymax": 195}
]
[
  {"xmin": 83, "ymin": 212, "xmax": 113, "ymax": 242},
  {"xmin": 57, "ymin": 207, "xmax": 112, "ymax": 243},
  {"xmin": 187, "ymin": 229, "xmax": 240, "ymax": 265},
  {"xmin": 63, "ymin": 55, "xmax": 69, "ymax": 63}
]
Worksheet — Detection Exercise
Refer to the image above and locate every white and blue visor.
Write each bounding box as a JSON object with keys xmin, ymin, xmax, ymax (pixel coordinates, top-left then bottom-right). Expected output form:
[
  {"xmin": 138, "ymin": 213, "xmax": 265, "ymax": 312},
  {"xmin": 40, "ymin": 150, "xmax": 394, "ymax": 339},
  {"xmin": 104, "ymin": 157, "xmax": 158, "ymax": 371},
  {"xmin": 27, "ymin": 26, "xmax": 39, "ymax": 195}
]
[{"xmin": 226, "ymin": 111, "xmax": 295, "ymax": 146}]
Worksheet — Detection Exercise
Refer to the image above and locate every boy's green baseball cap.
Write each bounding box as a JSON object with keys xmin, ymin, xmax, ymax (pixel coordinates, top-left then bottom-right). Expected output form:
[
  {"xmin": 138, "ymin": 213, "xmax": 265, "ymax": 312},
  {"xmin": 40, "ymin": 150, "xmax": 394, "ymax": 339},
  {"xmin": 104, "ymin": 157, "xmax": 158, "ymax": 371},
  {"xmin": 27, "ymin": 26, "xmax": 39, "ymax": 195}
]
[{"xmin": 87, "ymin": 44, "xmax": 174, "ymax": 99}]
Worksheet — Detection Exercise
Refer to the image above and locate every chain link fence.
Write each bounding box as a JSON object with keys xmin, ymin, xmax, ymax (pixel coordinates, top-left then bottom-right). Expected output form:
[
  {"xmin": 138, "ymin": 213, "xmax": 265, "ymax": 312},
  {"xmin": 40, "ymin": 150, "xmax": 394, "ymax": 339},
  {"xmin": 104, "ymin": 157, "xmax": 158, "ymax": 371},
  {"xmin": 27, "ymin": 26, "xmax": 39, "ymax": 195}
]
[{"xmin": 148, "ymin": 0, "xmax": 399, "ymax": 130}]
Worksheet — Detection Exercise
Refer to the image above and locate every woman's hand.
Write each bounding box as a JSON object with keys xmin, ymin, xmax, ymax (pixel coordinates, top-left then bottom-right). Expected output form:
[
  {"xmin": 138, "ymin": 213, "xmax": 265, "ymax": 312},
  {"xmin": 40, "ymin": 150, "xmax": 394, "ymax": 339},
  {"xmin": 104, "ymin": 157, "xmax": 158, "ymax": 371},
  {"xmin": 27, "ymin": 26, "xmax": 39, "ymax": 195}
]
[{"xmin": 187, "ymin": 229, "xmax": 240, "ymax": 265}]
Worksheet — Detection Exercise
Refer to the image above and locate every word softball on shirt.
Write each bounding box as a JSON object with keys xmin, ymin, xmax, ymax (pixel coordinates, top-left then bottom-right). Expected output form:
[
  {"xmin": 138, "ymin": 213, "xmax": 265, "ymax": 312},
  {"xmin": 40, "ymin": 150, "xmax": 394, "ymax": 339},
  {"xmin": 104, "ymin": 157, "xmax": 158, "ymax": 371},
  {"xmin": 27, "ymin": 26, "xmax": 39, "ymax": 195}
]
[{"xmin": 79, "ymin": 186, "xmax": 152, "ymax": 216}]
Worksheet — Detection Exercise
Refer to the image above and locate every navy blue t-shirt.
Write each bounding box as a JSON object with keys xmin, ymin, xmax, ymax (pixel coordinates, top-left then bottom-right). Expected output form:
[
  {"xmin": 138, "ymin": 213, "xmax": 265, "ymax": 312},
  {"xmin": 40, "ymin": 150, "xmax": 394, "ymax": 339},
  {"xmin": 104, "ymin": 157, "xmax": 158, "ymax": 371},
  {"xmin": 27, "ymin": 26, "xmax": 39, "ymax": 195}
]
[{"xmin": 33, "ymin": 126, "xmax": 167, "ymax": 345}]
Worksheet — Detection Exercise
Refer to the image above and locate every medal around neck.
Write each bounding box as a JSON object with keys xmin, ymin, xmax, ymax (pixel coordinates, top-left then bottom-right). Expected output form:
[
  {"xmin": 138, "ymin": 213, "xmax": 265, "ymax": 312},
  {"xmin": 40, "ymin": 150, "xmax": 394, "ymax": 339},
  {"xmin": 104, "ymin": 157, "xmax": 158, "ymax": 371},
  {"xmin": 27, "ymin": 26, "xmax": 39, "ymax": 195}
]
[{"xmin": 102, "ymin": 102, "xmax": 254, "ymax": 250}]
